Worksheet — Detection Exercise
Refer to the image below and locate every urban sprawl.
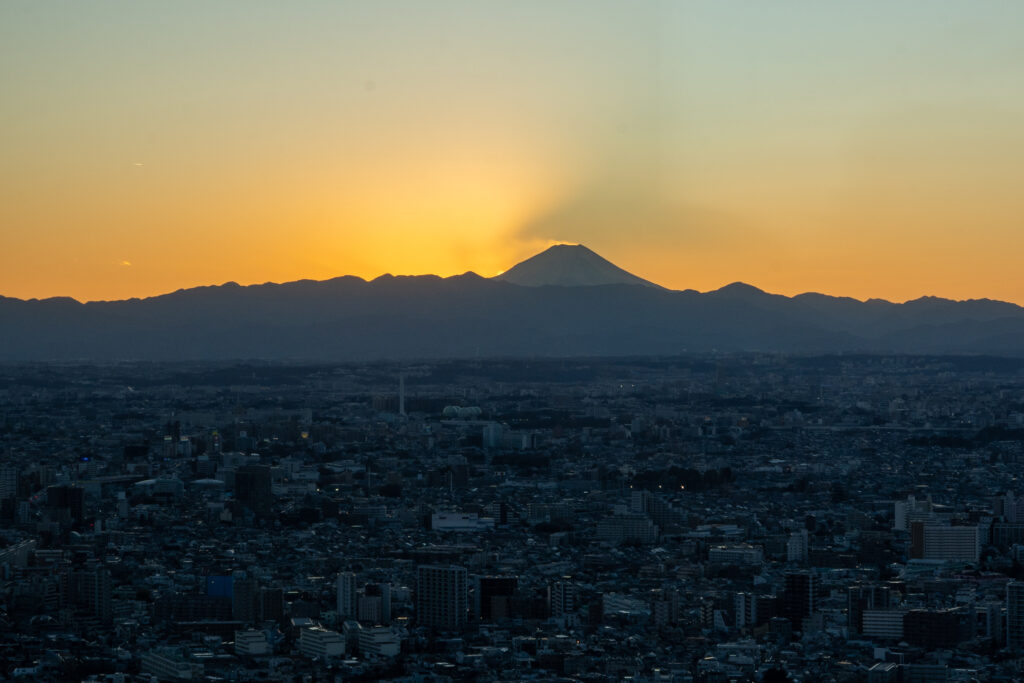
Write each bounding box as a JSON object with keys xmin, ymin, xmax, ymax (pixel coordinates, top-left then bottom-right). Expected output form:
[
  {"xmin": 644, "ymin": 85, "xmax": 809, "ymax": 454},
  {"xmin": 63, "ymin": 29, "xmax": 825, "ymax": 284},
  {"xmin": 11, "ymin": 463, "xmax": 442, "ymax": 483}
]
[{"xmin": 2, "ymin": 355, "xmax": 1024, "ymax": 682}]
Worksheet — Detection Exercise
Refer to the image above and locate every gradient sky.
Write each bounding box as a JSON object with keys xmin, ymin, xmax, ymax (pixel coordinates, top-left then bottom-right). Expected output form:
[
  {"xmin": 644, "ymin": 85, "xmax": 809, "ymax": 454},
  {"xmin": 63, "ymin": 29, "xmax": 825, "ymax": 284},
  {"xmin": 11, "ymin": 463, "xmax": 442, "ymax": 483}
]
[{"xmin": 3, "ymin": 1, "xmax": 1024, "ymax": 303}]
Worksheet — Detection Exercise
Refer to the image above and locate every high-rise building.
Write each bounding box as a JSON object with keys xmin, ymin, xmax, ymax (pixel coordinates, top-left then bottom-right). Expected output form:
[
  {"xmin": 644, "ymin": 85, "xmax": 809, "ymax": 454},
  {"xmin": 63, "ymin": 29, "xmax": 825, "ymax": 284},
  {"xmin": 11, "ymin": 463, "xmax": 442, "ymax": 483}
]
[
  {"xmin": 977, "ymin": 601, "xmax": 1003, "ymax": 644},
  {"xmin": 234, "ymin": 464, "xmax": 272, "ymax": 518},
  {"xmin": 784, "ymin": 571, "xmax": 820, "ymax": 631},
  {"xmin": 651, "ymin": 589, "xmax": 681, "ymax": 627},
  {"xmin": 548, "ymin": 577, "xmax": 576, "ymax": 618},
  {"xmin": 893, "ymin": 494, "xmax": 935, "ymax": 531},
  {"xmin": 862, "ymin": 609, "xmax": 906, "ymax": 640},
  {"xmin": 73, "ymin": 564, "xmax": 112, "ymax": 626},
  {"xmin": 735, "ymin": 592, "xmax": 776, "ymax": 629},
  {"xmin": 848, "ymin": 584, "xmax": 893, "ymax": 635},
  {"xmin": 336, "ymin": 572, "xmax": 356, "ymax": 619},
  {"xmin": 787, "ymin": 530, "xmax": 809, "ymax": 563},
  {"xmin": 416, "ymin": 565, "xmax": 467, "ymax": 629},
  {"xmin": 0, "ymin": 466, "xmax": 18, "ymax": 501},
  {"xmin": 475, "ymin": 576, "xmax": 517, "ymax": 621},
  {"xmin": 735, "ymin": 592, "xmax": 755, "ymax": 629},
  {"xmin": 373, "ymin": 582, "xmax": 391, "ymax": 623},
  {"xmin": 232, "ymin": 572, "xmax": 258, "ymax": 624},
  {"xmin": 595, "ymin": 514, "xmax": 659, "ymax": 544},
  {"xmin": 1007, "ymin": 581, "xmax": 1024, "ymax": 649},
  {"xmin": 848, "ymin": 585, "xmax": 871, "ymax": 634},
  {"xmin": 996, "ymin": 491, "xmax": 1024, "ymax": 523},
  {"xmin": 910, "ymin": 523, "xmax": 980, "ymax": 562},
  {"xmin": 358, "ymin": 583, "xmax": 390, "ymax": 625},
  {"xmin": 358, "ymin": 595, "xmax": 384, "ymax": 624},
  {"xmin": 259, "ymin": 587, "xmax": 283, "ymax": 623}
]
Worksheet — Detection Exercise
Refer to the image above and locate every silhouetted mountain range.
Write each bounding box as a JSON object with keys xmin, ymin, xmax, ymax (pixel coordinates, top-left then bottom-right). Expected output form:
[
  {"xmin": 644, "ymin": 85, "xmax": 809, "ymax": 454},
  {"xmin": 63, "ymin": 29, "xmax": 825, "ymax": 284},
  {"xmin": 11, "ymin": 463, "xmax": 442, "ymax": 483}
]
[{"xmin": 3, "ymin": 244, "xmax": 1024, "ymax": 360}]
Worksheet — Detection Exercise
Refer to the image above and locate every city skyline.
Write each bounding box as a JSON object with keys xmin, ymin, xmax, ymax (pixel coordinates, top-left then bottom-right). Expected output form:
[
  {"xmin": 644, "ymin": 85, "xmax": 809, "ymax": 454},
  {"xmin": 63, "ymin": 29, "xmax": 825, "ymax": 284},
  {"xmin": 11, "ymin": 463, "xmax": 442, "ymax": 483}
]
[
  {"xmin": 4, "ymin": 2, "xmax": 1024, "ymax": 304},
  {"xmin": 4, "ymin": 355, "xmax": 1024, "ymax": 679}
]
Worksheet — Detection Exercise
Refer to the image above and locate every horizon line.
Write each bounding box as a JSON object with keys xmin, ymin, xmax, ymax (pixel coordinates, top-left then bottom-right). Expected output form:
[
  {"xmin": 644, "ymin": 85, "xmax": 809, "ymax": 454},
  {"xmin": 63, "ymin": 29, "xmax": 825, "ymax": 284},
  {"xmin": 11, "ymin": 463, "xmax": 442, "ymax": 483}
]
[{"xmin": 3, "ymin": 271, "xmax": 1020, "ymax": 309}]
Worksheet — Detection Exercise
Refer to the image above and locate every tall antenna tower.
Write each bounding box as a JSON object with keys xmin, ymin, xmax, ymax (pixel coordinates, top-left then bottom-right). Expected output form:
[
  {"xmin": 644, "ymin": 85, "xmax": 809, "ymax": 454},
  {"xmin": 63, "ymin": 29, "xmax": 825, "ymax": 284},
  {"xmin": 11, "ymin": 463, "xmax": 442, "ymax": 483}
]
[{"xmin": 399, "ymin": 373, "xmax": 406, "ymax": 416}]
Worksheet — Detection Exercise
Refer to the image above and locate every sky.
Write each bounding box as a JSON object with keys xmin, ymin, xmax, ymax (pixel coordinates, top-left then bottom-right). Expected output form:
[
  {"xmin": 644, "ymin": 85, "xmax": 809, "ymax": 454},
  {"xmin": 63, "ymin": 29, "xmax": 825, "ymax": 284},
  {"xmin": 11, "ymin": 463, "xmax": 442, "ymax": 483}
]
[{"xmin": 3, "ymin": 1, "xmax": 1024, "ymax": 304}]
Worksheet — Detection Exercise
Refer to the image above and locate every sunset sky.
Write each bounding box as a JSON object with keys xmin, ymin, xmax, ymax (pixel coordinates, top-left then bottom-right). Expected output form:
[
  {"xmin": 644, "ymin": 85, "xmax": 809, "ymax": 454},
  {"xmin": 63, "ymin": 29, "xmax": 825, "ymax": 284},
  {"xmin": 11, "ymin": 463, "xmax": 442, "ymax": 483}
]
[{"xmin": 3, "ymin": 1, "xmax": 1024, "ymax": 303}]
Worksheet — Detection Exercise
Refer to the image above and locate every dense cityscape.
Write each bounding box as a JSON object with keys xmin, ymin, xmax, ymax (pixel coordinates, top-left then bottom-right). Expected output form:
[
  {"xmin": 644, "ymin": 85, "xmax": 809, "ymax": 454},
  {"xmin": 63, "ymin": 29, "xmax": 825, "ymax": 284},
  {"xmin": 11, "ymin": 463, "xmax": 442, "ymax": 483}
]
[{"xmin": 3, "ymin": 354, "xmax": 1024, "ymax": 682}]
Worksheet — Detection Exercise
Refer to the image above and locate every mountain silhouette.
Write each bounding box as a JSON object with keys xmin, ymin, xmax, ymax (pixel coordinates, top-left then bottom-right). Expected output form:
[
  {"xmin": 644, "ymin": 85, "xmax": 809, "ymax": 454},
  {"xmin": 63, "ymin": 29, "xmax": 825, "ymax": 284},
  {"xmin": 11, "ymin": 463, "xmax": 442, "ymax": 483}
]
[
  {"xmin": 494, "ymin": 244, "xmax": 662, "ymax": 288},
  {"xmin": 2, "ymin": 245, "xmax": 1024, "ymax": 360}
]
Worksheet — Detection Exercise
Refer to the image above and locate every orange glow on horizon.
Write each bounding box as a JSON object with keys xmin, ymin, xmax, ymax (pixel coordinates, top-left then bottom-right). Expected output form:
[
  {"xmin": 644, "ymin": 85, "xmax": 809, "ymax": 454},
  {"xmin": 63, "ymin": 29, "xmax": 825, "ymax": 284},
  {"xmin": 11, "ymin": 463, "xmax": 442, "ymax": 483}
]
[{"xmin": 3, "ymin": 2, "xmax": 1024, "ymax": 305}]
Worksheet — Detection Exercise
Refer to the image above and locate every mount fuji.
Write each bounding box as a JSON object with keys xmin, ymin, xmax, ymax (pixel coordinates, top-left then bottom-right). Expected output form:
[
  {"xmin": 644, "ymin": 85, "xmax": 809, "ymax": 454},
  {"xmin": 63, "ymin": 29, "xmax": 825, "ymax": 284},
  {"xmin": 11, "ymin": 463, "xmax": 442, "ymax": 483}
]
[
  {"xmin": 2, "ymin": 245, "xmax": 1024, "ymax": 360},
  {"xmin": 494, "ymin": 244, "xmax": 662, "ymax": 289}
]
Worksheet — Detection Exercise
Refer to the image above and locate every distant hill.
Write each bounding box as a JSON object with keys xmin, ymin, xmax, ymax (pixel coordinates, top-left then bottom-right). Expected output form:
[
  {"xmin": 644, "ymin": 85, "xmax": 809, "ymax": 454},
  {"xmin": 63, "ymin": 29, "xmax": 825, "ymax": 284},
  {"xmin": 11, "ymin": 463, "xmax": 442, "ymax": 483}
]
[{"xmin": 2, "ymin": 246, "xmax": 1024, "ymax": 360}]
